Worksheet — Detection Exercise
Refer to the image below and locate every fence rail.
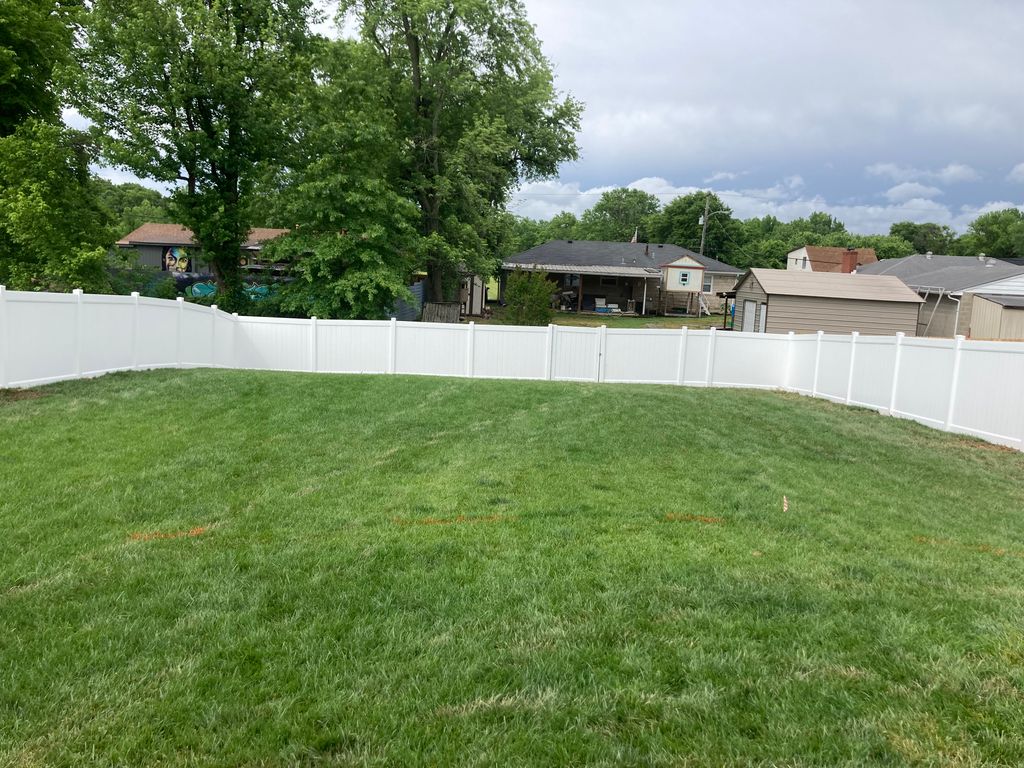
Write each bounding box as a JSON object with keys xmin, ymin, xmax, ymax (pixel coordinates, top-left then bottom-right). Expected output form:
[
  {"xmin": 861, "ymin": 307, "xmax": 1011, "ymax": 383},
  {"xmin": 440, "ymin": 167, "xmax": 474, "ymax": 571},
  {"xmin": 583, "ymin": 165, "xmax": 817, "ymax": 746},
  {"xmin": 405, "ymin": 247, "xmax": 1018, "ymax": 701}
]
[{"xmin": 2, "ymin": 286, "xmax": 1022, "ymax": 451}]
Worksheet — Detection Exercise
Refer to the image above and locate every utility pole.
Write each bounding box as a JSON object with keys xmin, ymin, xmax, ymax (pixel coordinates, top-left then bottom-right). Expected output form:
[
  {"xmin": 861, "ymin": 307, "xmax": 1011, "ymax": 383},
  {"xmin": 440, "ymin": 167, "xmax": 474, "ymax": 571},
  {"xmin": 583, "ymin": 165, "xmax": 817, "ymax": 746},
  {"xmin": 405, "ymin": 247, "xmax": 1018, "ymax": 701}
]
[{"xmin": 699, "ymin": 196, "xmax": 711, "ymax": 257}]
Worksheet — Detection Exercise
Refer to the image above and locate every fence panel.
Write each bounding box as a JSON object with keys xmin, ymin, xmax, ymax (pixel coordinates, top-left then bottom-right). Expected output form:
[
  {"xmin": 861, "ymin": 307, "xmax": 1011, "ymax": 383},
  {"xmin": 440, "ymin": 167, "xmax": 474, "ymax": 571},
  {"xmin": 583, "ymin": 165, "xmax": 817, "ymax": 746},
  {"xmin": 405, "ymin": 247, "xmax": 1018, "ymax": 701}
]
[
  {"xmin": 395, "ymin": 322, "xmax": 466, "ymax": 377},
  {"xmin": 77, "ymin": 294, "xmax": 135, "ymax": 376},
  {"xmin": 714, "ymin": 332, "xmax": 785, "ymax": 389},
  {"xmin": 815, "ymin": 335, "xmax": 853, "ymax": 401},
  {"xmin": 212, "ymin": 310, "xmax": 235, "ymax": 367},
  {"xmin": 893, "ymin": 338, "xmax": 956, "ymax": 426},
  {"xmin": 317, "ymin": 321, "xmax": 391, "ymax": 374},
  {"xmin": 472, "ymin": 325, "xmax": 547, "ymax": 380},
  {"xmin": 849, "ymin": 336, "xmax": 899, "ymax": 410},
  {"xmin": 181, "ymin": 302, "xmax": 214, "ymax": 367},
  {"xmin": 134, "ymin": 297, "xmax": 179, "ymax": 369},
  {"xmin": 551, "ymin": 326, "xmax": 600, "ymax": 381},
  {"xmin": 5, "ymin": 292, "xmax": 79, "ymax": 385},
  {"xmin": 787, "ymin": 334, "xmax": 819, "ymax": 394},
  {"xmin": 603, "ymin": 329, "xmax": 679, "ymax": 384},
  {"xmin": 680, "ymin": 331, "xmax": 712, "ymax": 385},
  {"xmin": 951, "ymin": 341, "xmax": 1024, "ymax": 447},
  {"xmin": 236, "ymin": 316, "xmax": 310, "ymax": 371}
]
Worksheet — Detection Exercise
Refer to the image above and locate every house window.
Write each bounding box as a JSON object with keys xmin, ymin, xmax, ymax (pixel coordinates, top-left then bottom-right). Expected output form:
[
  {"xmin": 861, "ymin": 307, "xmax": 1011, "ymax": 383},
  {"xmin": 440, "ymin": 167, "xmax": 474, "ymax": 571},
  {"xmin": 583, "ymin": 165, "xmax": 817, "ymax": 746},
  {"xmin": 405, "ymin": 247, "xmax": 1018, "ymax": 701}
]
[
  {"xmin": 678, "ymin": 271, "xmax": 690, "ymax": 286},
  {"xmin": 702, "ymin": 274, "xmax": 713, "ymax": 292}
]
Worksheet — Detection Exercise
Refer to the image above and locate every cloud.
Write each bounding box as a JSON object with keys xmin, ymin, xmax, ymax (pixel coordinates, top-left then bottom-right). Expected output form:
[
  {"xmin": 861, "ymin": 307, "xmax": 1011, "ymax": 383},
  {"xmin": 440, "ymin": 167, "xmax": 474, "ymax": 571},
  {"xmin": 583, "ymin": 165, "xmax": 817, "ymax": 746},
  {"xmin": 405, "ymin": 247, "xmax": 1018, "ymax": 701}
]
[
  {"xmin": 1008, "ymin": 163, "xmax": 1024, "ymax": 183},
  {"xmin": 866, "ymin": 162, "xmax": 981, "ymax": 184},
  {"xmin": 884, "ymin": 182, "xmax": 943, "ymax": 203},
  {"xmin": 704, "ymin": 171, "xmax": 745, "ymax": 183}
]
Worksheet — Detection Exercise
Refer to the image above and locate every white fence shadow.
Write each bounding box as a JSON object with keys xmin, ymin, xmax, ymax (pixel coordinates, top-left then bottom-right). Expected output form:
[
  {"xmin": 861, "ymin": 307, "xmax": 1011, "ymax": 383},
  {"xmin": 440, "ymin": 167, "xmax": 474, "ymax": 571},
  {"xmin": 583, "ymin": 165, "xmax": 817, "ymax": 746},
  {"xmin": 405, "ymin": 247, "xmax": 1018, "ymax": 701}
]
[{"xmin": 2, "ymin": 287, "xmax": 1022, "ymax": 451}]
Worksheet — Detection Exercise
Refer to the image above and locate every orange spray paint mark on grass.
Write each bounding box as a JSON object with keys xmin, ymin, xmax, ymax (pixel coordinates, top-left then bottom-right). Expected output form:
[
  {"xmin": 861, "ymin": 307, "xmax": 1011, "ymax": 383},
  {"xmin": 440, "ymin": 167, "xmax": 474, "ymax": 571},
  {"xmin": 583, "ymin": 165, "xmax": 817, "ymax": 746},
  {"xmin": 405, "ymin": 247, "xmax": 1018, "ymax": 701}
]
[
  {"xmin": 664, "ymin": 513, "xmax": 724, "ymax": 525},
  {"xmin": 130, "ymin": 526, "xmax": 207, "ymax": 542},
  {"xmin": 393, "ymin": 514, "xmax": 511, "ymax": 527}
]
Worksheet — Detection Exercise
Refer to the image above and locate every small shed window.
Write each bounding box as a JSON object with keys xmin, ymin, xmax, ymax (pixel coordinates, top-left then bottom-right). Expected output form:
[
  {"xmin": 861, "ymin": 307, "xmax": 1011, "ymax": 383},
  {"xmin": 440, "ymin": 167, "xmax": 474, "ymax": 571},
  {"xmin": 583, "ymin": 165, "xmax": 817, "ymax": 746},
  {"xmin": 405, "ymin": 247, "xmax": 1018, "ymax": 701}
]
[
  {"xmin": 702, "ymin": 274, "xmax": 713, "ymax": 292},
  {"xmin": 678, "ymin": 271, "xmax": 690, "ymax": 286}
]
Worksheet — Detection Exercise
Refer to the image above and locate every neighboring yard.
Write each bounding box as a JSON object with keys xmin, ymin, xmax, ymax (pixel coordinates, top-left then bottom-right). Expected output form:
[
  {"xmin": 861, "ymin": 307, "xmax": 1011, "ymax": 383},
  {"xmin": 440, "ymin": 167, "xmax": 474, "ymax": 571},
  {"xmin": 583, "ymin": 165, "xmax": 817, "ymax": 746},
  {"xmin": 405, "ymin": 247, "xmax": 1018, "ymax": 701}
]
[
  {"xmin": 3, "ymin": 370, "xmax": 1024, "ymax": 765},
  {"xmin": 484, "ymin": 310, "xmax": 727, "ymax": 329}
]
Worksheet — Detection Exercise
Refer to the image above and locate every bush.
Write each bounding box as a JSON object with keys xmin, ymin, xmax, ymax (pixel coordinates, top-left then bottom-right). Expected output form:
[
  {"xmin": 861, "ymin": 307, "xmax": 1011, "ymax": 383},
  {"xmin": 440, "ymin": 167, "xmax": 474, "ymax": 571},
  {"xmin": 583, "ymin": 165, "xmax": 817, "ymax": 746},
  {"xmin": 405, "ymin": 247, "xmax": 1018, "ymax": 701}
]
[{"xmin": 501, "ymin": 269, "xmax": 556, "ymax": 326}]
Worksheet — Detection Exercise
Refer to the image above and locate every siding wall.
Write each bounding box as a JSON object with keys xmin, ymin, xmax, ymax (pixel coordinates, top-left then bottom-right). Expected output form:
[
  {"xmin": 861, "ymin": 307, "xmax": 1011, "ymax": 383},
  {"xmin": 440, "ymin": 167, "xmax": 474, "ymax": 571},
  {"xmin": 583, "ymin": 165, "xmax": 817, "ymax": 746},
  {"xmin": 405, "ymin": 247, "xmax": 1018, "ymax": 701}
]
[
  {"xmin": 734, "ymin": 276, "xmax": 768, "ymax": 331},
  {"xmin": 917, "ymin": 293, "xmax": 972, "ymax": 337},
  {"xmin": 969, "ymin": 297, "xmax": 1024, "ymax": 340},
  {"xmin": 764, "ymin": 296, "xmax": 919, "ymax": 336}
]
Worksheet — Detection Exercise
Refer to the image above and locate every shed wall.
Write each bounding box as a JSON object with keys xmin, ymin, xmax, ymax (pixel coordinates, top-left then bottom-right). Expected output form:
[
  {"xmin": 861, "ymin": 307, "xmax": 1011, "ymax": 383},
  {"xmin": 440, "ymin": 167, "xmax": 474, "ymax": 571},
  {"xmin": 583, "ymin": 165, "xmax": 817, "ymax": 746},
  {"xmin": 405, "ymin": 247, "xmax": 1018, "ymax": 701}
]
[
  {"xmin": 734, "ymin": 276, "xmax": 768, "ymax": 331},
  {"xmin": 763, "ymin": 296, "xmax": 919, "ymax": 336}
]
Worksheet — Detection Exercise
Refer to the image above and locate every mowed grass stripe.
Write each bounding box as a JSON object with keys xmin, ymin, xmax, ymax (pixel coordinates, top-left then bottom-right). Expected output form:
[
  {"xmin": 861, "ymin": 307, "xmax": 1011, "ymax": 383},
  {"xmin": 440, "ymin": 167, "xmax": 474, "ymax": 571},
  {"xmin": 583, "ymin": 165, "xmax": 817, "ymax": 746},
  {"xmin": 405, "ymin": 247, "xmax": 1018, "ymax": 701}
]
[{"xmin": 2, "ymin": 369, "xmax": 1023, "ymax": 766}]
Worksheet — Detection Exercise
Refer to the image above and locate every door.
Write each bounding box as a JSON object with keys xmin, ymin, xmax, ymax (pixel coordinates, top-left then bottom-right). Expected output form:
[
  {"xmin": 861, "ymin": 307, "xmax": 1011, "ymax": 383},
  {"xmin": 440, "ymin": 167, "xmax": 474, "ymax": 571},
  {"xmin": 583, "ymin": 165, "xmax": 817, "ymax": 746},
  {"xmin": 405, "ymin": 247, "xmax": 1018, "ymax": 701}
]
[
  {"xmin": 758, "ymin": 303, "xmax": 767, "ymax": 333},
  {"xmin": 742, "ymin": 300, "xmax": 756, "ymax": 332}
]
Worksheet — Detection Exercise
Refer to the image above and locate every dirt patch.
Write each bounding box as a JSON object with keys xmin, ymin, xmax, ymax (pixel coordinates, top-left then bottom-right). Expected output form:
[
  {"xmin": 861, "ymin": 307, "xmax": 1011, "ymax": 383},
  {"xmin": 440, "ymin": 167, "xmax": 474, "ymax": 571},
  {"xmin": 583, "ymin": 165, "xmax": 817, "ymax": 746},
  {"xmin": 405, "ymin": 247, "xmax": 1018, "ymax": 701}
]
[
  {"xmin": 130, "ymin": 526, "xmax": 208, "ymax": 542},
  {"xmin": 914, "ymin": 535, "xmax": 1024, "ymax": 560},
  {"xmin": 0, "ymin": 388, "xmax": 45, "ymax": 404},
  {"xmin": 394, "ymin": 514, "xmax": 511, "ymax": 527},
  {"xmin": 664, "ymin": 513, "xmax": 724, "ymax": 525},
  {"xmin": 952, "ymin": 437, "xmax": 1019, "ymax": 454}
]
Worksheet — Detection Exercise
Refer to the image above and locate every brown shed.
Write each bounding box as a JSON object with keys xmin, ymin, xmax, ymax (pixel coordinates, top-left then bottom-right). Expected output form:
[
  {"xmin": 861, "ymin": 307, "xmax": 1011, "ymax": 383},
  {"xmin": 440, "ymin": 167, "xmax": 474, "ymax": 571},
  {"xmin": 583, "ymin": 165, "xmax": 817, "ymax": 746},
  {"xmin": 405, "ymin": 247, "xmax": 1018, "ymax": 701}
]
[{"xmin": 734, "ymin": 269, "xmax": 924, "ymax": 335}]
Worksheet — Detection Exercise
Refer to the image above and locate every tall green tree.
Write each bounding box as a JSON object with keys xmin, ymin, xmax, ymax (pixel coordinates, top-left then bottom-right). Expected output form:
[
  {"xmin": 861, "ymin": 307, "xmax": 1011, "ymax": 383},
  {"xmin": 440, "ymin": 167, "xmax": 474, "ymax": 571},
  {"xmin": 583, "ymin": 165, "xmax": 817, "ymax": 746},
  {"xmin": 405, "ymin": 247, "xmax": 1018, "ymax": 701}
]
[
  {"xmin": 75, "ymin": 0, "xmax": 318, "ymax": 305},
  {"xmin": 954, "ymin": 208, "xmax": 1024, "ymax": 259},
  {"xmin": 342, "ymin": 0, "xmax": 582, "ymax": 302},
  {"xmin": 889, "ymin": 221, "xmax": 956, "ymax": 255},
  {"xmin": 648, "ymin": 191, "xmax": 742, "ymax": 261},
  {"xmin": 542, "ymin": 211, "xmax": 580, "ymax": 242},
  {"xmin": 255, "ymin": 40, "xmax": 420, "ymax": 319},
  {"xmin": 93, "ymin": 179, "xmax": 173, "ymax": 237},
  {"xmin": 577, "ymin": 188, "xmax": 660, "ymax": 242}
]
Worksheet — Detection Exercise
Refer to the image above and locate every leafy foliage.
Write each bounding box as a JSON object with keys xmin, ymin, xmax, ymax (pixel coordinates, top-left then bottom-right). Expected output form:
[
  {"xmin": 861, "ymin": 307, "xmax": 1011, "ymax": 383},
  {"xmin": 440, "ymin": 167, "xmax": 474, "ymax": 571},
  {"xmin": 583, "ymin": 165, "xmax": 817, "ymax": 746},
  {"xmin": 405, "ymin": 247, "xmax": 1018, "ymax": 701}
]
[
  {"xmin": 0, "ymin": 121, "xmax": 113, "ymax": 291},
  {"xmin": 889, "ymin": 221, "xmax": 957, "ymax": 255},
  {"xmin": 578, "ymin": 188, "xmax": 660, "ymax": 242},
  {"xmin": 648, "ymin": 191, "xmax": 743, "ymax": 261},
  {"xmin": 93, "ymin": 179, "xmax": 173, "ymax": 238},
  {"xmin": 500, "ymin": 268, "xmax": 555, "ymax": 325},
  {"xmin": 343, "ymin": 0, "xmax": 582, "ymax": 301},
  {"xmin": 75, "ymin": 0, "xmax": 318, "ymax": 305},
  {"xmin": 954, "ymin": 208, "xmax": 1024, "ymax": 259}
]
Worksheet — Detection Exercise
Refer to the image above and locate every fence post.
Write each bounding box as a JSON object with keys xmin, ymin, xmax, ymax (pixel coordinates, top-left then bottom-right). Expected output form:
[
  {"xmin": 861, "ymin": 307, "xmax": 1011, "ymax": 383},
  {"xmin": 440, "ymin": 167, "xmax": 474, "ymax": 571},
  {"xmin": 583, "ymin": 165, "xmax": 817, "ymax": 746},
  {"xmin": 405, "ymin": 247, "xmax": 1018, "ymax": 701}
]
[
  {"xmin": 943, "ymin": 335, "xmax": 965, "ymax": 431},
  {"xmin": 781, "ymin": 331, "xmax": 795, "ymax": 391},
  {"xmin": 888, "ymin": 332, "xmax": 904, "ymax": 415},
  {"xmin": 811, "ymin": 330, "xmax": 824, "ymax": 397},
  {"xmin": 209, "ymin": 304, "xmax": 217, "ymax": 368},
  {"xmin": 0, "ymin": 285, "xmax": 8, "ymax": 388},
  {"xmin": 309, "ymin": 316, "xmax": 318, "ymax": 373},
  {"xmin": 175, "ymin": 296, "xmax": 184, "ymax": 367},
  {"xmin": 466, "ymin": 321, "xmax": 475, "ymax": 378},
  {"xmin": 73, "ymin": 288, "xmax": 83, "ymax": 378},
  {"xmin": 130, "ymin": 292, "xmax": 141, "ymax": 370},
  {"xmin": 845, "ymin": 332, "xmax": 859, "ymax": 405},
  {"xmin": 544, "ymin": 324, "xmax": 555, "ymax": 381},
  {"xmin": 388, "ymin": 317, "xmax": 397, "ymax": 374},
  {"xmin": 232, "ymin": 312, "xmax": 240, "ymax": 370},
  {"xmin": 676, "ymin": 326, "xmax": 689, "ymax": 385},
  {"xmin": 704, "ymin": 326, "xmax": 717, "ymax": 387},
  {"xmin": 595, "ymin": 325, "xmax": 607, "ymax": 382}
]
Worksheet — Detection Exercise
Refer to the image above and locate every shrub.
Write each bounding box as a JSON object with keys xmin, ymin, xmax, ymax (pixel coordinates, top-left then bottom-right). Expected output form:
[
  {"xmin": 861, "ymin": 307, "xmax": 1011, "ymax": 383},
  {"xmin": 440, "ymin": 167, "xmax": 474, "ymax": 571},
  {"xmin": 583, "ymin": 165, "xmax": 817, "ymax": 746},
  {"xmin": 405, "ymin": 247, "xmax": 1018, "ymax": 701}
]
[{"xmin": 501, "ymin": 269, "xmax": 556, "ymax": 326}]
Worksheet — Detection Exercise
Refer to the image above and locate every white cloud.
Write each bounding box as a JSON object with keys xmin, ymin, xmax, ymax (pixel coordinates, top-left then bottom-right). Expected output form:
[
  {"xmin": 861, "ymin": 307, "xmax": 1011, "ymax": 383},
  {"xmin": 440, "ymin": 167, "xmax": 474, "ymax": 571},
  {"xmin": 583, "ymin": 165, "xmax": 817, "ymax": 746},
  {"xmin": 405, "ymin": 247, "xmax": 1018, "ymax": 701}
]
[
  {"xmin": 704, "ymin": 171, "xmax": 744, "ymax": 183},
  {"xmin": 884, "ymin": 182, "xmax": 943, "ymax": 203},
  {"xmin": 866, "ymin": 162, "xmax": 981, "ymax": 184},
  {"xmin": 1008, "ymin": 163, "xmax": 1024, "ymax": 183}
]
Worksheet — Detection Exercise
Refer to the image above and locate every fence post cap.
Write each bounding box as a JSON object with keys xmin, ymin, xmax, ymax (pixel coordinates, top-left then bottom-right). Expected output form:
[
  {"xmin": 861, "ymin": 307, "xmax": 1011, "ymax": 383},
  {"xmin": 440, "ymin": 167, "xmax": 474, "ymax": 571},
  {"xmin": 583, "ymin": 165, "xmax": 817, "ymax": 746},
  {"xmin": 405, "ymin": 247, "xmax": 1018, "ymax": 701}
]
[
  {"xmin": 175, "ymin": 296, "xmax": 184, "ymax": 303},
  {"xmin": 311, "ymin": 316, "xmax": 317, "ymax": 321},
  {"xmin": 72, "ymin": 288, "xmax": 83, "ymax": 295},
  {"xmin": 955, "ymin": 334, "xmax": 966, "ymax": 342},
  {"xmin": 851, "ymin": 331, "xmax": 859, "ymax": 338},
  {"xmin": 232, "ymin": 312, "xmax": 239, "ymax": 317},
  {"xmin": 210, "ymin": 304, "xmax": 217, "ymax": 311},
  {"xmin": 896, "ymin": 331, "xmax": 905, "ymax": 338},
  {"xmin": 130, "ymin": 291, "xmax": 140, "ymax": 298}
]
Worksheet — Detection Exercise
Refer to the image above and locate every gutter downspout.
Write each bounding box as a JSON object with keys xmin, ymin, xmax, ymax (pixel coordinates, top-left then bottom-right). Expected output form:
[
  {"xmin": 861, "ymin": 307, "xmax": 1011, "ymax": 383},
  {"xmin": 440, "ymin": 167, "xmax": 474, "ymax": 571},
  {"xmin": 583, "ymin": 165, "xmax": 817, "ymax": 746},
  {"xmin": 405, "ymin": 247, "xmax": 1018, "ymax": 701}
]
[{"xmin": 951, "ymin": 293, "xmax": 962, "ymax": 337}]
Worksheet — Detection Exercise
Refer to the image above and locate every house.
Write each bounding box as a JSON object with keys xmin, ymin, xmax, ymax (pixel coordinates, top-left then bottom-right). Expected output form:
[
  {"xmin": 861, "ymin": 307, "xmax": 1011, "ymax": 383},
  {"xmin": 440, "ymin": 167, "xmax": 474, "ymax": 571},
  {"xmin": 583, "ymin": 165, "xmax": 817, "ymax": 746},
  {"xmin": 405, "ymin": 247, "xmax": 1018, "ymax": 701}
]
[
  {"xmin": 116, "ymin": 223, "xmax": 290, "ymax": 276},
  {"xmin": 856, "ymin": 254, "xmax": 1024, "ymax": 337},
  {"xmin": 501, "ymin": 240, "xmax": 742, "ymax": 315},
  {"xmin": 733, "ymin": 268, "xmax": 923, "ymax": 335},
  {"xmin": 786, "ymin": 245, "xmax": 877, "ymax": 273}
]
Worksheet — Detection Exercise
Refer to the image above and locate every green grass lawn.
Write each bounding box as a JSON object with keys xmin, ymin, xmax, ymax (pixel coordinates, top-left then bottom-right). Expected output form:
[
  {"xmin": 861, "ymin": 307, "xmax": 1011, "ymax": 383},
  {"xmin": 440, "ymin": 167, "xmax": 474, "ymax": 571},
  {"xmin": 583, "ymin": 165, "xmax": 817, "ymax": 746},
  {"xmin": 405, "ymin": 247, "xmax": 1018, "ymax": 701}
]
[
  {"xmin": 3, "ymin": 370, "xmax": 1024, "ymax": 766},
  {"xmin": 482, "ymin": 310, "xmax": 727, "ymax": 329}
]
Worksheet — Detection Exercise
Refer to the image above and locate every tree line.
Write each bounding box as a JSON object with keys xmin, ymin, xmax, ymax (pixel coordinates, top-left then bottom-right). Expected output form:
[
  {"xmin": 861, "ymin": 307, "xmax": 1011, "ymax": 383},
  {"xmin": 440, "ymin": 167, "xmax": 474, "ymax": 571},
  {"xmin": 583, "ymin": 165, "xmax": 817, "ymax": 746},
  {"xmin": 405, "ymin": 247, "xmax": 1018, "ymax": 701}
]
[{"xmin": 508, "ymin": 188, "xmax": 1024, "ymax": 269}]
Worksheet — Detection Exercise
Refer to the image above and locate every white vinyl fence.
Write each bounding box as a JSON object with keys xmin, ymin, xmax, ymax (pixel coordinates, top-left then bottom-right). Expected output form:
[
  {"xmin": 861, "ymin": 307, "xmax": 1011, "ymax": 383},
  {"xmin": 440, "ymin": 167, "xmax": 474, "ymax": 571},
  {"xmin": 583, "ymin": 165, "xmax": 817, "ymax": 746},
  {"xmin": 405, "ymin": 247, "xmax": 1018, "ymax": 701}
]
[{"xmin": 2, "ymin": 286, "xmax": 1023, "ymax": 451}]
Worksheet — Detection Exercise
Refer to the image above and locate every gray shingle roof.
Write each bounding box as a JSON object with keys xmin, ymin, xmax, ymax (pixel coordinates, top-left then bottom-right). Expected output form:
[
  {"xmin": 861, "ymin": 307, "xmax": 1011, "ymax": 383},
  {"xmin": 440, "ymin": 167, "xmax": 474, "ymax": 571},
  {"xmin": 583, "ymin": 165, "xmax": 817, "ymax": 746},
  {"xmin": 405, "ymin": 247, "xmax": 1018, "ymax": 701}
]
[
  {"xmin": 504, "ymin": 240, "xmax": 742, "ymax": 274},
  {"xmin": 856, "ymin": 254, "xmax": 1024, "ymax": 293}
]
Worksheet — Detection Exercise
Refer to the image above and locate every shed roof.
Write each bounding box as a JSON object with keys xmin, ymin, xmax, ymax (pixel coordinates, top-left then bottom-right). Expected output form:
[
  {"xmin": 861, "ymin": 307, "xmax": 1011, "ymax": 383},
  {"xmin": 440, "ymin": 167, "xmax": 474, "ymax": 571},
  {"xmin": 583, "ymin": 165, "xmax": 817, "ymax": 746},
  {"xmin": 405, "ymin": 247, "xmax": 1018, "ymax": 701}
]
[
  {"xmin": 503, "ymin": 240, "xmax": 742, "ymax": 275},
  {"xmin": 742, "ymin": 268, "xmax": 924, "ymax": 303},
  {"xmin": 116, "ymin": 223, "xmax": 290, "ymax": 250},
  {"xmin": 856, "ymin": 254, "xmax": 1024, "ymax": 292},
  {"xmin": 975, "ymin": 294, "xmax": 1024, "ymax": 309}
]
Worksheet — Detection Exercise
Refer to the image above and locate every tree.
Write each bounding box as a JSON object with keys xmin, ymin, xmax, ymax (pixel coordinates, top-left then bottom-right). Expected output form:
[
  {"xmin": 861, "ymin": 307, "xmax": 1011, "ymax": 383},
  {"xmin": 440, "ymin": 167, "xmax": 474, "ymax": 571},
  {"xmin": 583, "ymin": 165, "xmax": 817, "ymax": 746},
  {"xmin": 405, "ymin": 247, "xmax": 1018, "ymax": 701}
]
[
  {"xmin": 648, "ymin": 191, "xmax": 742, "ymax": 262},
  {"xmin": 342, "ymin": 0, "xmax": 582, "ymax": 302},
  {"xmin": 75, "ymin": 0, "xmax": 317, "ymax": 306},
  {"xmin": 577, "ymin": 188, "xmax": 660, "ymax": 242},
  {"xmin": 0, "ymin": 0, "xmax": 77, "ymax": 136},
  {"xmin": 255, "ymin": 40, "xmax": 420, "ymax": 319},
  {"xmin": 542, "ymin": 211, "xmax": 580, "ymax": 242},
  {"xmin": 500, "ymin": 269, "xmax": 555, "ymax": 325},
  {"xmin": 0, "ymin": 120, "xmax": 113, "ymax": 291},
  {"xmin": 93, "ymin": 179, "xmax": 173, "ymax": 237},
  {"xmin": 889, "ymin": 221, "xmax": 956, "ymax": 255},
  {"xmin": 955, "ymin": 209, "xmax": 1024, "ymax": 259}
]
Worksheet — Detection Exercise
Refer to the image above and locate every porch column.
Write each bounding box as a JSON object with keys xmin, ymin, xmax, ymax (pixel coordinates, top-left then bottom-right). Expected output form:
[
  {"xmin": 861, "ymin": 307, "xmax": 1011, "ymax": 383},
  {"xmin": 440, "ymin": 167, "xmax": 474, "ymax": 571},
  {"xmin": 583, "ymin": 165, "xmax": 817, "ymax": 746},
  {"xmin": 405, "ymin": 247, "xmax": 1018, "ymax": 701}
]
[
  {"xmin": 642, "ymin": 279, "xmax": 648, "ymax": 316},
  {"xmin": 577, "ymin": 274, "xmax": 583, "ymax": 312}
]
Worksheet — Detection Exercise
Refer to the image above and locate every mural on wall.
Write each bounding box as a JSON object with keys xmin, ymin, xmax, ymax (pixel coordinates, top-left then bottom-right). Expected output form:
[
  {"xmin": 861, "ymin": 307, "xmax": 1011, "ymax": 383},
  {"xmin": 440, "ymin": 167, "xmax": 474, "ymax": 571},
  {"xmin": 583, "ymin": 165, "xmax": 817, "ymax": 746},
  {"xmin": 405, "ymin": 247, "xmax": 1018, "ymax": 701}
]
[
  {"xmin": 162, "ymin": 246, "xmax": 192, "ymax": 273},
  {"xmin": 185, "ymin": 281, "xmax": 217, "ymax": 299}
]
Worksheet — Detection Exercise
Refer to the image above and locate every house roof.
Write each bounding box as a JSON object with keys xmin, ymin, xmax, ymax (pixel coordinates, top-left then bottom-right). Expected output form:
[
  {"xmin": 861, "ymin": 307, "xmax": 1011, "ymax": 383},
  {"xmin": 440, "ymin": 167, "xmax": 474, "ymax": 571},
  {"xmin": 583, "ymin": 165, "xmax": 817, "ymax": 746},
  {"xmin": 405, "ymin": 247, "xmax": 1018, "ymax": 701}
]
[
  {"xmin": 997, "ymin": 257, "xmax": 1024, "ymax": 266},
  {"xmin": 975, "ymin": 294, "xmax": 1024, "ymax": 309},
  {"xmin": 503, "ymin": 240, "xmax": 742, "ymax": 275},
  {"xmin": 790, "ymin": 245, "xmax": 878, "ymax": 272},
  {"xmin": 116, "ymin": 223, "xmax": 290, "ymax": 250},
  {"xmin": 742, "ymin": 268, "xmax": 924, "ymax": 303},
  {"xmin": 504, "ymin": 263, "xmax": 662, "ymax": 278},
  {"xmin": 856, "ymin": 254, "xmax": 1024, "ymax": 293}
]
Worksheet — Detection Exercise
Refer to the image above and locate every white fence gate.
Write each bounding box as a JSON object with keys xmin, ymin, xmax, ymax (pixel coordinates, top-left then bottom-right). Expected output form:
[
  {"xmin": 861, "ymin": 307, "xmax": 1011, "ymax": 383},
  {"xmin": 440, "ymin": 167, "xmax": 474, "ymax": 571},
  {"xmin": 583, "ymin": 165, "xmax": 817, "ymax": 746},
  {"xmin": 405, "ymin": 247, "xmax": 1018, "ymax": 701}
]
[{"xmin": 1, "ymin": 286, "xmax": 1022, "ymax": 451}]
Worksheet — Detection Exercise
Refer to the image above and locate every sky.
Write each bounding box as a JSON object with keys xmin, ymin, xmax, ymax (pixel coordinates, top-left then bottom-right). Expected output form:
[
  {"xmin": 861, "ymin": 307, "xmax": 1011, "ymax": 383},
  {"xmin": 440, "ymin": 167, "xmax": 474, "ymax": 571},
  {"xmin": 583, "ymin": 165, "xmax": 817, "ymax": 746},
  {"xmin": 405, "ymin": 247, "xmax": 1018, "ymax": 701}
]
[
  {"xmin": 510, "ymin": 0, "xmax": 1024, "ymax": 233},
  {"xmin": 74, "ymin": 0, "xmax": 1024, "ymax": 235}
]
